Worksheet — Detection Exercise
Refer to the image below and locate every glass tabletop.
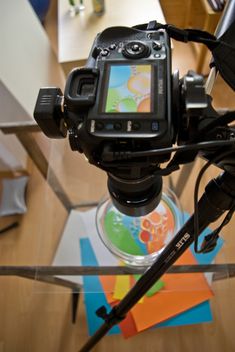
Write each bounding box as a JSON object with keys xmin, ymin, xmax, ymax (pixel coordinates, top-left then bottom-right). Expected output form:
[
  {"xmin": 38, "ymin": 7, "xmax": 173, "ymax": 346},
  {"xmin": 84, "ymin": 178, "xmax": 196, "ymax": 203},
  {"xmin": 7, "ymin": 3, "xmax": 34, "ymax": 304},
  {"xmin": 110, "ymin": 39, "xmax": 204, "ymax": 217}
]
[{"xmin": 32, "ymin": 137, "xmax": 233, "ymax": 296}]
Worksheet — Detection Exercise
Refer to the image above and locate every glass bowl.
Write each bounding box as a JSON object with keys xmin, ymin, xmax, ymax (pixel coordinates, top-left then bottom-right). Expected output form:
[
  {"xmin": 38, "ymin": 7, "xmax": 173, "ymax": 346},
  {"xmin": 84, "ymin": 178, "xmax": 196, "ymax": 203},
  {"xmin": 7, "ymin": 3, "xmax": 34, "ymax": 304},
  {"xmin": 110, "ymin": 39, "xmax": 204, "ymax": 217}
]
[{"xmin": 96, "ymin": 187, "xmax": 183, "ymax": 267}]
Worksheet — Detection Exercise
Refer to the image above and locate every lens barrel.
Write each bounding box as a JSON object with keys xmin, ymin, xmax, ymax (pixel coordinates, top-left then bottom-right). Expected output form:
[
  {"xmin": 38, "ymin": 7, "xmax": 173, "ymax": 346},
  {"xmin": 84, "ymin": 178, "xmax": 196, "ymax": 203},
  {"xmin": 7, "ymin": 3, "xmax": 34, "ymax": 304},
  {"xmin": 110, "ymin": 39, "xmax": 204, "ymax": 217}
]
[{"xmin": 107, "ymin": 173, "xmax": 163, "ymax": 217}]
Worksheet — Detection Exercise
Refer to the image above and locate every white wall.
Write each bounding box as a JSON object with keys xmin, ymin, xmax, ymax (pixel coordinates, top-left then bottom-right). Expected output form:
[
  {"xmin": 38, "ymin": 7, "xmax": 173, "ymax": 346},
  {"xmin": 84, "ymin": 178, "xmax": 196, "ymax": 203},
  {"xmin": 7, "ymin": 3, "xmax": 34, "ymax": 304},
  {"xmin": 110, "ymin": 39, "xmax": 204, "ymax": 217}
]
[{"xmin": 0, "ymin": 0, "xmax": 65, "ymax": 171}]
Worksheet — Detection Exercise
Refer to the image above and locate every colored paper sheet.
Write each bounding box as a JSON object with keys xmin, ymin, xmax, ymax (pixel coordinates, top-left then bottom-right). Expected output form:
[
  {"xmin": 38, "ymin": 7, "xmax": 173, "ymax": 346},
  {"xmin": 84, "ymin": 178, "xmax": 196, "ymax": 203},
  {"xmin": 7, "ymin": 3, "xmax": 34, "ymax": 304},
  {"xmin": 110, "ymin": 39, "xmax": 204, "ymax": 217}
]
[
  {"xmin": 156, "ymin": 300, "xmax": 212, "ymax": 328},
  {"xmin": 80, "ymin": 237, "xmax": 213, "ymax": 338},
  {"xmin": 113, "ymin": 275, "xmax": 131, "ymax": 300},
  {"xmin": 99, "ymin": 248, "xmax": 213, "ymax": 314},
  {"xmin": 113, "ymin": 305, "xmax": 137, "ymax": 338},
  {"xmin": 79, "ymin": 209, "xmax": 223, "ymax": 337},
  {"xmin": 133, "ymin": 274, "xmax": 165, "ymax": 297},
  {"xmin": 119, "ymin": 301, "xmax": 212, "ymax": 339},
  {"xmin": 146, "ymin": 280, "xmax": 165, "ymax": 297},
  {"xmin": 127, "ymin": 249, "xmax": 213, "ymax": 332},
  {"xmin": 98, "ymin": 210, "xmax": 223, "ymax": 300},
  {"xmin": 80, "ymin": 238, "xmax": 121, "ymax": 336}
]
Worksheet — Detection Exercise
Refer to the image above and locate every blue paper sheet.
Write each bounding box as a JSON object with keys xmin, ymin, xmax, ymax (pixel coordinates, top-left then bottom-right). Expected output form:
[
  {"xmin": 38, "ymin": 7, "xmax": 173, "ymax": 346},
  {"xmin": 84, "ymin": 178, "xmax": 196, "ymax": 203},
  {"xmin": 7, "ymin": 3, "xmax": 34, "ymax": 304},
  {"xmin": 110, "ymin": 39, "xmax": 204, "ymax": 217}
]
[
  {"xmin": 80, "ymin": 242, "xmax": 220, "ymax": 335},
  {"xmin": 80, "ymin": 238, "xmax": 121, "ymax": 336},
  {"xmin": 80, "ymin": 211, "xmax": 224, "ymax": 336},
  {"xmin": 156, "ymin": 301, "xmax": 212, "ymax": 328}
]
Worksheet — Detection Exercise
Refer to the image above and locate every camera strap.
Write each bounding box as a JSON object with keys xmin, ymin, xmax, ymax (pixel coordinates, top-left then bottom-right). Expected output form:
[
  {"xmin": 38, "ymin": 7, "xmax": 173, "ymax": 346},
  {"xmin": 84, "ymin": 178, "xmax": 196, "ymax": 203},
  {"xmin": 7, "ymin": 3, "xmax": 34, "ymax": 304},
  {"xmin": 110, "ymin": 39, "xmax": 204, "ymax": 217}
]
[
  {"xmin": 147, "ymin": 20, "xmax": 218, "ymax": 49},
  {"xmin": 135, "ymin": 20, "xmax": 235, "ymax": 91}
]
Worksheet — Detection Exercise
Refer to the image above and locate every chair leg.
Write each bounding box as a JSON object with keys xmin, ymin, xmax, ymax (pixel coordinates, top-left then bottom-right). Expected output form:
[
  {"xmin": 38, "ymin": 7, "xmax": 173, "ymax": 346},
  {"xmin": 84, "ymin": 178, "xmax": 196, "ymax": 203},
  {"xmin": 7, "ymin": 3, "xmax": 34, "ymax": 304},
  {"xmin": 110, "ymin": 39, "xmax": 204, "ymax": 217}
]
[{"xmin": 71, "ymin": 288, "xmax": 80, "ymax": 324}]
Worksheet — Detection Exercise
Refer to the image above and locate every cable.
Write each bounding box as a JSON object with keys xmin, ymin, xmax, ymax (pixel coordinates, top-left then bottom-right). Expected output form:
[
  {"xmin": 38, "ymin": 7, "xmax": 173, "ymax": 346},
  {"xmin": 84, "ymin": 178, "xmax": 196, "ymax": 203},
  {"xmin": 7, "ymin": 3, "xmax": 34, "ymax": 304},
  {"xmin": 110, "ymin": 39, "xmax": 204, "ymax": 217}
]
[
  {"xmin": 198, "ymin": 111, "xmax": 235, "ymax": 135},
  {"xmin": 193, "ymin": 149, "xmax": 235, "ymax": 253},
  {"xmin": 110, "ymin": 140, "xmax": 235, "ymax": 161}
]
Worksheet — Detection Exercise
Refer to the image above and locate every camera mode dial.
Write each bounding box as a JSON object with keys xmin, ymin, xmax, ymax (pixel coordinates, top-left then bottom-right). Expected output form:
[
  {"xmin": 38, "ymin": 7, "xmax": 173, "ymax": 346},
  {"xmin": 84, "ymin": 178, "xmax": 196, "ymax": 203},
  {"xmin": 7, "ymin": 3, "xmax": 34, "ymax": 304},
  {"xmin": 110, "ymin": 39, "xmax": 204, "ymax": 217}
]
[{"xmin": 122, "ymin": 41, "xmax": 150, "ymax": 59}]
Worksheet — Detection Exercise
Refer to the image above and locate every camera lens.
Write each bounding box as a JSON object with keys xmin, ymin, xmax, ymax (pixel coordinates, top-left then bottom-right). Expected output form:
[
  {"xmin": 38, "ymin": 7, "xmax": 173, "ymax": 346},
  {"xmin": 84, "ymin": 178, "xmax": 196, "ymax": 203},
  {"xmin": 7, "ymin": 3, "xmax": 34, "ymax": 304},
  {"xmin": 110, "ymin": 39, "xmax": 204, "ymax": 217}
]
[{"xmin": 107, "ymin": 173, "xmax": 163, "ymax": 217}]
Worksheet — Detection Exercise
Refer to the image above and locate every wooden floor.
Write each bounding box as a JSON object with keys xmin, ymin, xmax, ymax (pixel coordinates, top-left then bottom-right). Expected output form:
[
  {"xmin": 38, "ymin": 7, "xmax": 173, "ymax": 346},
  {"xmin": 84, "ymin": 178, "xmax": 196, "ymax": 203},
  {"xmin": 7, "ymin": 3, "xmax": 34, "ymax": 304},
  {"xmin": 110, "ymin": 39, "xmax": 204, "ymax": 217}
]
[{"xmin": 1, "ymin": 1, "xmax": 235, "ymax": 351}]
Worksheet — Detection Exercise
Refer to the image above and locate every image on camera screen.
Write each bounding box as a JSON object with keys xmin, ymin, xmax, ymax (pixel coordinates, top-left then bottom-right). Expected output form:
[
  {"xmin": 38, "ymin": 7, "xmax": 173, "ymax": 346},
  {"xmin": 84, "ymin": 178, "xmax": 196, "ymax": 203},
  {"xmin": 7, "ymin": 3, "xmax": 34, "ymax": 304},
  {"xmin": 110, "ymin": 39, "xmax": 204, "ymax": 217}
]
[{"xmin": 104, "ymin": 64, "xmax": 152, "ymax": 113}]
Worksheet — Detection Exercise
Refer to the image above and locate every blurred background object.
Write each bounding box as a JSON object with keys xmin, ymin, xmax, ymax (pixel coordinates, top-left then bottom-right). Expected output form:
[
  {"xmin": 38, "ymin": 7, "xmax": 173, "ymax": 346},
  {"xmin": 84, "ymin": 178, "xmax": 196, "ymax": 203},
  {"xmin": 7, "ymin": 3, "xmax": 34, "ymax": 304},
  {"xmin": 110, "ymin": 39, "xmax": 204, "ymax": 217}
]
[{"xmin": 28, "ymin": 0, "xmax": 51, "ymax": 23}]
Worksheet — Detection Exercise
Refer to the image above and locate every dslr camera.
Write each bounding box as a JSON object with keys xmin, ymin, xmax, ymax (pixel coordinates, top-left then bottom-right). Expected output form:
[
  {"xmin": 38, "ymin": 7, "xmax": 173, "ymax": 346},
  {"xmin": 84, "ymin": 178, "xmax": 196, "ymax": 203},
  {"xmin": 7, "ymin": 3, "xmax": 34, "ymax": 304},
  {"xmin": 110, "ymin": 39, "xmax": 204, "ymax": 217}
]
[{"xmin": 34, "ymin": 24, "xmax": 206, "ymax": 216}]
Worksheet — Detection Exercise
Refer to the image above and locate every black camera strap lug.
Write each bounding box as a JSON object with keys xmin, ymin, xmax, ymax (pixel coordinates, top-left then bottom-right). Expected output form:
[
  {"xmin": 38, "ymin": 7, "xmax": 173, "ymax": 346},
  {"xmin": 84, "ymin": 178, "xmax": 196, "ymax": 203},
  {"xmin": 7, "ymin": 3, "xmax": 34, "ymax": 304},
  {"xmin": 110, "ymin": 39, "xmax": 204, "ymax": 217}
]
[{"xmin": 68, "ymin": 128, "xmax": 83, "ymax": 153}]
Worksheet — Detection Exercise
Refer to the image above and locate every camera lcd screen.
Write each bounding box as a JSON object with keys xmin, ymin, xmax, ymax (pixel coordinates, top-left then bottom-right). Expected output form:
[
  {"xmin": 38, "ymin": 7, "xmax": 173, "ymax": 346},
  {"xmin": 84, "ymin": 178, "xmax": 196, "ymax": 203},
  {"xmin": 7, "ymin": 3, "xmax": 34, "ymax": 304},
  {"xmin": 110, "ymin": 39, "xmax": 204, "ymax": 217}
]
[{"xmin": 104, "ymin": 65, "xmax": 152, "ymax": 113}]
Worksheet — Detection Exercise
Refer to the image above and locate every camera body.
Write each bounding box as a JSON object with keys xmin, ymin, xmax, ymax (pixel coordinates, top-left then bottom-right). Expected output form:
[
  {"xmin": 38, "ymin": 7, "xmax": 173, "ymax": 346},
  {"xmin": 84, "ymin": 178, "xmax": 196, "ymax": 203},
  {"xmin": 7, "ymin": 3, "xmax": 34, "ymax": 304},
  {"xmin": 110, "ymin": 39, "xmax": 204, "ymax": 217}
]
[
  {"xmin": 34, "ymin": 24, "xmax": 210, "ymax": 215},
  {"xmin": 64, "ymin": 26, "xmax": 173, "ymax": 167},
  {"xmin": 34, "ymin": 25, "xmax": 178, "ymax": 216}
]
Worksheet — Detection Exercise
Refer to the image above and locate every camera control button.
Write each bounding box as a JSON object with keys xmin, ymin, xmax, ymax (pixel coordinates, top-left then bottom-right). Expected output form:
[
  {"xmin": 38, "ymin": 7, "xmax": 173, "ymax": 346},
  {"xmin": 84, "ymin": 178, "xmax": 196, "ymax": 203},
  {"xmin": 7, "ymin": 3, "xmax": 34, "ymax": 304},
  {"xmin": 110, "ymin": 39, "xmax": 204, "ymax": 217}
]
[
  {"xmin": 109, "ymin": 44, "xmax": 117, "ymax": 50},
  {"xmin": 132, "ymin": 122, "xmax": 140, "ymax": 131},
  {"xmin": 92, "ymin": 46, "xmax": 102, "ymax": 59},
  {"xmin": 151, "ymin": 121, "xmax": 159, "ymax": 131},
  {"xmin": 114, "ymin": 122, "xmax": 122, "ymax": 131},
  {"xmin": 105, "ymin": 123, "xmax": 114, "ymax": 130},
  {"xmin": 132, "ymin": 44, "xmax": 140, "ymax": 52},
  {"xmin": 152, "ymin": 42, "xmax": 162, "ymax": 51},
  {"xmin": 96, "ymin": 122, "xmax": 104, "ymax": 130},
  {"xmin": 101, "ymin": 49, "xmax": 109, "ymax": 57},
  {"xmin": 122, "ymin": 41, "xmax": 150, "ymax": 59}
]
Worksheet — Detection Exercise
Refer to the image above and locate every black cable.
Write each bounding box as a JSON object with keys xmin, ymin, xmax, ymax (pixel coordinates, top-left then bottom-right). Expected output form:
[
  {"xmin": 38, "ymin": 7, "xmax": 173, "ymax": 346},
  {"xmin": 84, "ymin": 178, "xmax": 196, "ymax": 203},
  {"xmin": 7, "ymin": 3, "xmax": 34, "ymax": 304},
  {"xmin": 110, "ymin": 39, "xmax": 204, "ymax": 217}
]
[
  {"xmin": 199, "ymin": 111, "xmax": 235, "ymax": 135},
  {"xmin": 193, "ymin": 149, "xmax": 235, "ymax": 253},
  {"xmin": 110, "ymin": 140, "xmax": 235, "ymax": 161},
  {"xmin": 194, "ymin": 160, "xmax": 213, "ymax": 253}
]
